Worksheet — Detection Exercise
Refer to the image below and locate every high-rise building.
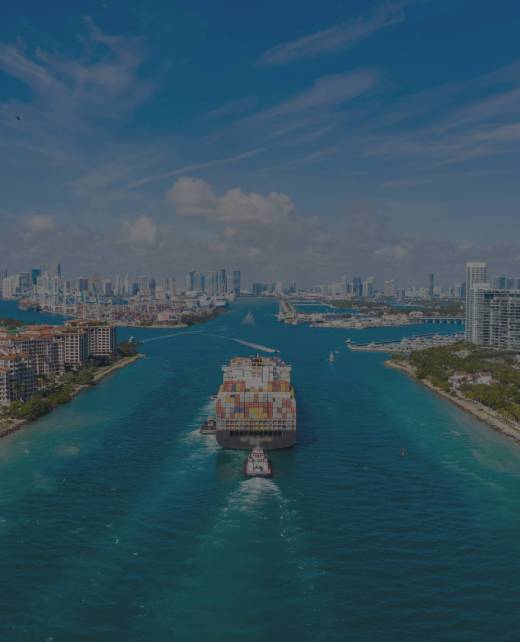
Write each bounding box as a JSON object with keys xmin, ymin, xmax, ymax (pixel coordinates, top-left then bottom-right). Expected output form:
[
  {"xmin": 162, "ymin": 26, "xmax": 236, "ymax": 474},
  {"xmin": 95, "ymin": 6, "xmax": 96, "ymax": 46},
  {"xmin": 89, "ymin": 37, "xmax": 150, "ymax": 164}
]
[
  {"xmin": 383, "ymin": 279, "xmax": 398, "ymax": 298},
  {"xmin": 103, "ymin": 279, "xmax": 114, "ymax": 296},
  {"xmin": 467, "ymin": 287, "xmax": 520, "ymax": 350},
  {"xmin": 428, "ymin": 273, "xmax": 435, "ymax": 298},
  {"xmin": 252, "ymin": 283, "xmax": 266, "ymax": 296},
  {"xmin": 362, "ymin": 276, "xmax": 375, "ymax": 298},
  {"xmin": 49, "ymin": 263, "xmax": 62, "ymax": 278},
  {"xmin": 31, "ymin": 268, "xmax": 41, "ymax": 285},
  {"xmin": 218, "ymin": 269, "xmax": 227, "ymax": 295},
  {"xmin": 138, "ymin": 276, "xmax": 150, "ymax": 295},
  {"xmin": 465, "ymin": 262, "xmax": 488, "ymax": 342},
  {"xmin": 205, "ymin": 271, "xmax": 217, "ymax": 296},
  {"xmin": 232, "ymin": 270, "xmax": 241, "ymax": 295},
  {"xmin": 351, "ymin": 277, "xmax": 362, "ymax": 298}
]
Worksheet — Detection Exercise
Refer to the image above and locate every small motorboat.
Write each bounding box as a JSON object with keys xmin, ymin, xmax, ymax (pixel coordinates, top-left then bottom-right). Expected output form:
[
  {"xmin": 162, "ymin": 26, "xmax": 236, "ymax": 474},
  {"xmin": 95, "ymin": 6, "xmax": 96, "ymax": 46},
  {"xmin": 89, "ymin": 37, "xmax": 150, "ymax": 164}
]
[
  {"xmin": 200, "ymin": 418, "xmax": 216, "ymax": 435},
  {"xmin": 328, "ymin": 351, "xmax": 335, "ymax": 363},
  {"xmin": 244, "ymin": 447, "xmax": 273, "ymax": 478}
]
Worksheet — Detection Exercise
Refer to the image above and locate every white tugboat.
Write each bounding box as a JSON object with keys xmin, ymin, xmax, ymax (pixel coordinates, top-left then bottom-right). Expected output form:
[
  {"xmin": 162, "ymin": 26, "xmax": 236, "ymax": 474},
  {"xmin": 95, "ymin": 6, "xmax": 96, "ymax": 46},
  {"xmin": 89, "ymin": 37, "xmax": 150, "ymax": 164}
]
[{"xmin": 244, "ymin": 447, "xmax": 273, "ymax": 478}]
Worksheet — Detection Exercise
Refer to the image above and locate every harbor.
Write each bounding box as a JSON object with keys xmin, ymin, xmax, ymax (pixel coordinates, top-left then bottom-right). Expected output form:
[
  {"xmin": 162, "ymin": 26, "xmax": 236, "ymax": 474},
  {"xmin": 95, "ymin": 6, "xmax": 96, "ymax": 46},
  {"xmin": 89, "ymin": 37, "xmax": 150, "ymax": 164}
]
[
  {"xmin": 0, "ymin": 298, "xmax": 519, "ymax": 641},
  {"xmin": 347, "ymin": 332, "xmax": 465, "ymax": 353}
]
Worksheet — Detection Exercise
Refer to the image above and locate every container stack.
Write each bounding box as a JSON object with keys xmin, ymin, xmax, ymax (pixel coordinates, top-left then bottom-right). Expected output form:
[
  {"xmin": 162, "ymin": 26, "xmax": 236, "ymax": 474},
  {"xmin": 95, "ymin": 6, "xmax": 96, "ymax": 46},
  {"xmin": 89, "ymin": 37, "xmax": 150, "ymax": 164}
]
[{"xmin": 215, "ymin": 356, "xmax": 297, "ymax": 449}]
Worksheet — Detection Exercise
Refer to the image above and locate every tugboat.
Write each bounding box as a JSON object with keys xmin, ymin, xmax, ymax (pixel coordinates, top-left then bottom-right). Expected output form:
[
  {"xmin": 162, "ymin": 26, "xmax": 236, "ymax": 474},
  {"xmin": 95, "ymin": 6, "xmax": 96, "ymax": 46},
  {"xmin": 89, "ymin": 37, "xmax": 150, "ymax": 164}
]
[
  {"xmin": 244, "ymin": 447, "xmax": 273, "ymax": 478},
  {"xmin": 200, "ymin": 417, "xmax": 216, "ymax": 435}
]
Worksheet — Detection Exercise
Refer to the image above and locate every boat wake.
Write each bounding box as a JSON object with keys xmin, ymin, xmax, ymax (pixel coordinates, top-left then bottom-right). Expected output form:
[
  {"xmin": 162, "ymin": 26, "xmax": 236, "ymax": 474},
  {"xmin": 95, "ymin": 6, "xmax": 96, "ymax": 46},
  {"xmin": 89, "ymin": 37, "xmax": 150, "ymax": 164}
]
[
  {"xmin": 211, "ymin": 479, "xmax": 282, "ymax": 530},
  {"xmin": 141, "ymin": 331, "xmax": 201, "ymax": 344},
  {"xmin": 181, "ymin": 397, "xmax": 218, "ymax": 452},
  {"xmin": 141, "ymin": 331, "xmax": 278, "ymax": 353},
  {"xmin": 231, "ymin": 338, "xmax": 278, "ymax": 353}
]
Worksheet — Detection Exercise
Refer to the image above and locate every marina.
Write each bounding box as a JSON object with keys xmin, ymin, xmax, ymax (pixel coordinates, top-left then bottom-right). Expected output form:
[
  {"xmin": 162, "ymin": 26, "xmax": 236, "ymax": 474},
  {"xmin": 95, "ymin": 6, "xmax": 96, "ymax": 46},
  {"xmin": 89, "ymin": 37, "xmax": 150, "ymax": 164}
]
[{"xmin": 347, "ymin": 332, "xmax": 465, "ymax": 353}]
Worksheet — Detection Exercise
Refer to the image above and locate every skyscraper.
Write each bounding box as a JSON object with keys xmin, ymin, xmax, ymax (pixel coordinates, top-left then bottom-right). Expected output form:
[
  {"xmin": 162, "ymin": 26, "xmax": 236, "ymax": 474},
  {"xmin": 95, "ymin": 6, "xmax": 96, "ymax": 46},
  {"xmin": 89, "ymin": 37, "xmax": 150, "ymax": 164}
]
[
  {"xmin": 465, "ymin": 262, "xmax": 488, "ymax": 342},
  {"xmin": 49, "ymin": 263, "xmax": 62, "ymax": 278},
  {"xmin": 428, "ymin": 273, "xmax": 434, "ymax": 298},
  {"xmin": 362, "ymin": 276, "xmax": 375, "ymax": 298},
  {"xmin": 232, "ymin": 270, "xmax": 241, "ymax": 295},
  {"xmin": 31, "ymin": 268, "xmax": 41, "ymax": 285},
  {"xmin": 467, "ymin": 288, "xmax": 520, "ymax": 350},
  {"xmin": 383, "ymin": 279, "xmax": 397, "ymax": 298},
  {"xmin": 218, "ymin": 269, "xmax": 227, "ymax": 295}
]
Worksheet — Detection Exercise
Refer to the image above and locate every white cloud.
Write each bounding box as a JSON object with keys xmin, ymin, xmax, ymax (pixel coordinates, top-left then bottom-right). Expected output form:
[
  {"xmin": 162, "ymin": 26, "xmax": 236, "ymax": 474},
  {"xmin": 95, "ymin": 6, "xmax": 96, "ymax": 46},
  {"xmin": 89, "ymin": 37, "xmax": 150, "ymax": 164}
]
[
  {"xmin": 130, "ymin": 148, "xmax": 265, "ymax": 189},
  {"xmin": 123, "ymin": 215, "xmax": 158, "ymax": 245},
  {"xmin": 374, "ymin": 243, "xmax": 409, "ymax": 259},
  {"xmin": 250, "ymin": 70, "xmax": 378, "ymax": 121},
  {"xmin": 167, "ymin": 177, "xmax": 295, "ymax": 224},
  {"xmin": 23, "ymin": 214, "xmax": 56, "ymax": 232},
  {"xmin": 257, "ymin": 1, "xmax": 409, "ymax": 66}
]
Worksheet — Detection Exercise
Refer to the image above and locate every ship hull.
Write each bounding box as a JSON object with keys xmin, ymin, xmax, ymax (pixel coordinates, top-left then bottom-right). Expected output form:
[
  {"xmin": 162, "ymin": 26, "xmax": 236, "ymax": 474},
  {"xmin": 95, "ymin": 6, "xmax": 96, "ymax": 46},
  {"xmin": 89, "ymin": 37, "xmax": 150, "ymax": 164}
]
[{"xmin": 216, "ymin": 429, "xmax": 296, "ymax": 450}]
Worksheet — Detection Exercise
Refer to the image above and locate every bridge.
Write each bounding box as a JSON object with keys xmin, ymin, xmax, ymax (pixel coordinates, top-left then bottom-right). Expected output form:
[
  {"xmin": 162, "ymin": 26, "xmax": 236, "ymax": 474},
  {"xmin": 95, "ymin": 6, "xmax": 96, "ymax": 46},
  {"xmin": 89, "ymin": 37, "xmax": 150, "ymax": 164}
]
[{"xmin": 418, "ymin": 317, "xmax": 464, "ymax": 325}]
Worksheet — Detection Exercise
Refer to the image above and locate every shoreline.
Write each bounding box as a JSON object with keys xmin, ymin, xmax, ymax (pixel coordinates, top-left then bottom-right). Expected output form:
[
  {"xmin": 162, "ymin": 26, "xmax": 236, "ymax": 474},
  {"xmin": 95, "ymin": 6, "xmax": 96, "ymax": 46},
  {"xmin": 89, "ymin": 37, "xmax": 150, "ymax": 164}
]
[
  {"xmin": 386, "ymin": 359, "xmax": 520, "ymax": 444},
  {"xmin": 0, "ymin": 353, "xmax": 143, "ymax": 441}
]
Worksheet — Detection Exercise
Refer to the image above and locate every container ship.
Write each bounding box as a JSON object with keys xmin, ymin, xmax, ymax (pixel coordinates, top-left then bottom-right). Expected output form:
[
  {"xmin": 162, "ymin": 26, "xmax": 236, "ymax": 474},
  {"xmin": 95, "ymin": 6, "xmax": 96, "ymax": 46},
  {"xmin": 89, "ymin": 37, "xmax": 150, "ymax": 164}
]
[{"xmin": 215, "ymin": 355, "xmax": 296, "ymax": 450}]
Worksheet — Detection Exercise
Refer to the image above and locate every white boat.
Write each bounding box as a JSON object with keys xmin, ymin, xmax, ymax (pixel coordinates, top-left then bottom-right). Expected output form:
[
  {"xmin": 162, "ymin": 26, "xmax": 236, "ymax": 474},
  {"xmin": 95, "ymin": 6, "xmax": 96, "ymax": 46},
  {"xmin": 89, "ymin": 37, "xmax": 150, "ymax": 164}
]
[
  {"xmin": 328, "ymin": 351, "xmax": 335, "ymax": 363},
  {"xmin": 241, "ymin": 311, "xmax": 255, "ymax": 326},
  {"xmin": 244, "ymin": 447, "xmax": 273, "ymax": 478}
]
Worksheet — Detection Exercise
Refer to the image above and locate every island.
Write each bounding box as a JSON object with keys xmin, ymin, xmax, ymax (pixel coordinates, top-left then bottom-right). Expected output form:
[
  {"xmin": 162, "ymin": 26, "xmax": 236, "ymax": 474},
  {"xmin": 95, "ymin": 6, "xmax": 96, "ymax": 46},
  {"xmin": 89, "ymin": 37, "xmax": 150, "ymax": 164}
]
[
  {"xmin": 0, "ymin": 319, "xmax": 142, "ymax": 439},
  {"xmin": 387, "ymin": 341, "xmax": 520, "ymax": 443}
]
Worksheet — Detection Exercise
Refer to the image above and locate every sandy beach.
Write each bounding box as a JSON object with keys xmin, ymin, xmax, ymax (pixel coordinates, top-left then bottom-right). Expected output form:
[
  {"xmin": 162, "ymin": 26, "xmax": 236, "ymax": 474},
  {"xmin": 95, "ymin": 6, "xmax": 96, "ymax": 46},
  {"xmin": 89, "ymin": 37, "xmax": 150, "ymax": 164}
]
[
  {"xmin": 386, "ymin": 359, "xmax": 520, "ymax": 444},
  {"xmin": 0, "ymin": 354, "xmax": 143, "ymax": 441}
]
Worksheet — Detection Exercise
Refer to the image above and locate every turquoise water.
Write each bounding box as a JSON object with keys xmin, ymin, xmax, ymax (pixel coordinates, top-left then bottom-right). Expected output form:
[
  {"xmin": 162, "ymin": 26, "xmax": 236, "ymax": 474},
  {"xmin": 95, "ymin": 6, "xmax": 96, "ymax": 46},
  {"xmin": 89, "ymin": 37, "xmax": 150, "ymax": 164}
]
[{"xmin": 0, "ymin": 298, "xmax": 519, "ymax": 641}]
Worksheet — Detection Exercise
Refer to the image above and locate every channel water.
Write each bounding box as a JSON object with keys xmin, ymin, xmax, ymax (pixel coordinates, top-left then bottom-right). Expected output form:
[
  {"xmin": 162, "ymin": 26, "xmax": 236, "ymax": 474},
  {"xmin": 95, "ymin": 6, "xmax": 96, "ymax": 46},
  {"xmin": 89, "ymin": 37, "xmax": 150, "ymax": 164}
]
[{"xmin": 0, "ymin": 298, "xmax": 519, "ymax": 641}]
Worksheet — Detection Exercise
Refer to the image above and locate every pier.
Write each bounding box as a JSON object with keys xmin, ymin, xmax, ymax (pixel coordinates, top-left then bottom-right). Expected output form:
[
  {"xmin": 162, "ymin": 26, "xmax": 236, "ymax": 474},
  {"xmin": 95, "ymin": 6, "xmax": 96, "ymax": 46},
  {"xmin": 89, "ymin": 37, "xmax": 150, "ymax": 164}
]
[{"xmin": 278, "ymin": 298, "xmax": 297, "ymax": 323}]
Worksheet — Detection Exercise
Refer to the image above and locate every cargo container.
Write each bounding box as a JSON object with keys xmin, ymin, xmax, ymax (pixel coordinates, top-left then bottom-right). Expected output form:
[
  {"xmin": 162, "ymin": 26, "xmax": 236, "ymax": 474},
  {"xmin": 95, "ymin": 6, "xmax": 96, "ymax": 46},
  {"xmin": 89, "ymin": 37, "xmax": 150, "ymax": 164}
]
[{"xmin": 215, "ymin": 356, "xmax": 296, "ymax": 449}]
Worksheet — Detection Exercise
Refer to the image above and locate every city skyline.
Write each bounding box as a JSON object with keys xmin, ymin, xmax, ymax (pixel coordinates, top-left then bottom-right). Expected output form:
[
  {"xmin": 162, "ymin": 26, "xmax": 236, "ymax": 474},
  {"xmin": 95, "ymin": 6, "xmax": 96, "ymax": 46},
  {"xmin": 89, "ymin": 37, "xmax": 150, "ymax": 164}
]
[{"xmin": 1, "ymin": 1, "xmax": 520, "ymax": 283}]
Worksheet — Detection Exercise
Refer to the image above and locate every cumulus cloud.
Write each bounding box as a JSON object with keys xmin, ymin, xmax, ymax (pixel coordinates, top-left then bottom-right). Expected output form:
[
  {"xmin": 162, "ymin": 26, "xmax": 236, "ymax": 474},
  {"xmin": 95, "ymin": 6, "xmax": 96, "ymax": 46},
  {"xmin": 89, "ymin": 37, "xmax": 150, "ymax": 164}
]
[
  {"xmin": 167, "ymin": 177, "xmax": 295, "ymax": 224},
  {"xmin": 374, "ymin": 243, "xmax": 409, "ymax": 259},
  {"xmin": 123, "ymin": 215, "xmax": 158, "ymax": 245},
  {"xmin": 23, "ymin": 214, "xmax": 56, "ymax": 232}
]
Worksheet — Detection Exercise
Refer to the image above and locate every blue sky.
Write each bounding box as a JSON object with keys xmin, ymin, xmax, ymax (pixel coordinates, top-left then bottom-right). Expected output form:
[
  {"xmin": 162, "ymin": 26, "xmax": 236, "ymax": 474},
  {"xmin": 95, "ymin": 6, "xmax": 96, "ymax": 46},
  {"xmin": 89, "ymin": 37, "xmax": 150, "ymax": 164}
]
[{"xmin": 1, "ymin": 0, "xmax": 519, "ymax": 286}]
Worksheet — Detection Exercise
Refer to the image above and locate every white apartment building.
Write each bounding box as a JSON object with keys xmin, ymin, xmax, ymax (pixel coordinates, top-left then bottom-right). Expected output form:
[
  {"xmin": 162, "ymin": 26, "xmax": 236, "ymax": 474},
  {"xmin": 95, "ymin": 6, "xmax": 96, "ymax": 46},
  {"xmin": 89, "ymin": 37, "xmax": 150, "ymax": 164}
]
[
  {"xmin": 0, "ymin": 353, "xmax": 36, "ymax": 405},
  {"xmin": 465, "ymin": 262, "xmax": 520, "ymax": 350},
  {"xmin": 0, "ymin": 332, "xmax": 62, "ymax": 377},
  {"xmin": 465, "ymin": 262, "xmax": 488, "ymax": 342},
  {"xmin": 86, "ymin": 324, "xmax": 117, "ymax": 357},
  {"xmin": 56, "ymin": 330, "xmax": 89, "ymax": 369}
]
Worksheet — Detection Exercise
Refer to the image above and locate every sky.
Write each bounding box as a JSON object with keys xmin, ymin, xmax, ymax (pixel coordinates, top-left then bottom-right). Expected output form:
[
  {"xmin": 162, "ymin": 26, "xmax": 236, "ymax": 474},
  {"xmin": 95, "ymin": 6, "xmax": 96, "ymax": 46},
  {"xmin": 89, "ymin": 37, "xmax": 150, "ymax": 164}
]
[{"xmin": 0, "ymin": 0, "xmax": 519, "ymax": 287}]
